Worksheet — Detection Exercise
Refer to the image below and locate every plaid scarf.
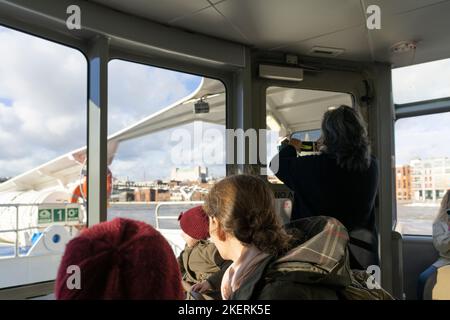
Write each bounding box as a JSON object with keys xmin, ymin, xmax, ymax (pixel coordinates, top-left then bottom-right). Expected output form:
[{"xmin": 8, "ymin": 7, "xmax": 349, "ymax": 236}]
[{"xmin": 278, "ymin": 216, "xmax": 350, "ymax": 273}]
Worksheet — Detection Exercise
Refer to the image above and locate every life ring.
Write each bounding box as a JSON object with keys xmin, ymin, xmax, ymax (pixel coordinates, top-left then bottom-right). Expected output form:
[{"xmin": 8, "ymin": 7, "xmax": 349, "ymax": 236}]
[{"xmin": 70, "ymin": 169, "xmax": 112, "ymax": 203}]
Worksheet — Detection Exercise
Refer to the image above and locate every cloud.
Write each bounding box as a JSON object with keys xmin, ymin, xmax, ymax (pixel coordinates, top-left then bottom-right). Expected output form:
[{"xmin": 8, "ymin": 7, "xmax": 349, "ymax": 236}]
[
  {"xmin": 0, "ymin": 26, "xmax": 203, "ymax": 180},
  {"xmin": 395, "ymin": 112, "xmax": 450, "ymax": 165},
  {"xmin": 0, "ymin": 26, "xmax": 87, "ymax": 177},
  {"xmin": 108, "ymin": 60, "xmax": 201, "ymax": 134},
  {"xmin": 110, "ymin": 122, "xmax": 226, "ymax": 181},
  {"xmin": 392, "ymin": 59, "xmax": 450, "ymax": 166},
  {"xmin": 392, "ymin": 58, "xmax": 450, "ymax": 104}
]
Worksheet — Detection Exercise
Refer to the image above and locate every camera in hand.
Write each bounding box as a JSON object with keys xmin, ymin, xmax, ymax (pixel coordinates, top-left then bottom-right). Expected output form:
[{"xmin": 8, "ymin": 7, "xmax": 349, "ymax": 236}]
[
  {"xmin": 278, "ymin": 138, "xmax": 318, "ymax": 152},
  {"xmin": 300, "ymin": 141, "xmax": 318, "ymax": 152}
]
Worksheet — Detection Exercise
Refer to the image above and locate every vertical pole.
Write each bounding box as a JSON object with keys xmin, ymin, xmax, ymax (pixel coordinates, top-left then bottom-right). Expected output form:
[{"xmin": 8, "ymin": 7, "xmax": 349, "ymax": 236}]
[
  {"xmin": 227, "ymin": 48, "xmax": 256, "ymax": 175},
  {"xmin": 369, "ymin": 63, "xmax": 395, "ymax": 294},
  {"xmin": 86, "ymin": 36, "xmax": 109, "ymax": 226}
]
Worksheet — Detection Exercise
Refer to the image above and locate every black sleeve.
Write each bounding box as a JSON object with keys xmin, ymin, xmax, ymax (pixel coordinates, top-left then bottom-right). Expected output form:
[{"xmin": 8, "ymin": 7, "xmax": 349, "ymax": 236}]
[
  {"xmin": 269, "ymin": 145, "xmax": 298, "ymax": 189},
  {"xmin": 206, "ymin": 252, "xmax": 232, "ymax": 290}
]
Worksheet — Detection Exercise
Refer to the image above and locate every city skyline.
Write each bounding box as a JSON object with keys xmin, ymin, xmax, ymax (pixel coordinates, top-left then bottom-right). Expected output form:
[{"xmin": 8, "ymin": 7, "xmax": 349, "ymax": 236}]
[{"xmin": 396, "ymin": 156, "xmax": 450, "ymax": 202}]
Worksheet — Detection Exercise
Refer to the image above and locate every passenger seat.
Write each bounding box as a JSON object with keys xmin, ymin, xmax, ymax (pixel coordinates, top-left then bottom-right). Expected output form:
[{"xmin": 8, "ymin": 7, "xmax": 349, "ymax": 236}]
[{"xmin": 423, "ymin": 265, "xmax": 450, "ymax": 300}]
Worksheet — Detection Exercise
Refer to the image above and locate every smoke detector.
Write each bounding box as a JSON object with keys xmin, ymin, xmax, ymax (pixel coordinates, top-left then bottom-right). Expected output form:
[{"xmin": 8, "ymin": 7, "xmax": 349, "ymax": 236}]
[{"xmin": 391, "ymin": 41, "xmax": 417, "ymax": 54}]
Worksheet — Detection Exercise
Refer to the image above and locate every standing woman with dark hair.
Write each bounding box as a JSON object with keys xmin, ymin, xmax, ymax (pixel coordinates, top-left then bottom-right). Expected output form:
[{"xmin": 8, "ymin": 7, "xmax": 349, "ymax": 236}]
[{"xmin": 270, "ymin": 105, "xmax": 379, "ymax": 269}]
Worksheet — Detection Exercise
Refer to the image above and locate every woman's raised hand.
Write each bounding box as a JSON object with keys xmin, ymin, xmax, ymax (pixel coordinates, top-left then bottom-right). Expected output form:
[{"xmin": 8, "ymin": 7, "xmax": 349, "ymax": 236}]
[{"xmin": 289, "ymin": 137, "xmax": 302, "ymax": 152}]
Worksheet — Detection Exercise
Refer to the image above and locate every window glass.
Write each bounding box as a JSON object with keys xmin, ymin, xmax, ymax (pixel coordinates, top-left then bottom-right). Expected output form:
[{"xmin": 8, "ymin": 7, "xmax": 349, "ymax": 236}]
[
  {"xmin": 0, "ymin": 26, "xmax": 87, "ymax": 288},
  {"xmin": 107, "ymin": 60, "xmax": 226, "ymax": 240},
  {"xmin": 265, "ymin": 86, "xmax": 353, "ymax": 184},
  {"xmin": 393, "ymin": 58, "xmax": 450, "ymax": 104},
  {"xmin": 394, "ymin": 112, "xmax": 450, "ymax": 235}
]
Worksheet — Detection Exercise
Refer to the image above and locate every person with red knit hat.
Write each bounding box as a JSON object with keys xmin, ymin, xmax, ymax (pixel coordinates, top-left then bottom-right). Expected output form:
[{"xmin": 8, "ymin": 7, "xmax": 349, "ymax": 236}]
[
  {"xmin": 177, "ymin": 205, "xmax": 231, "ymax": 299},
  {"xmin": 55, "ymin": 218, "xmax": 184, "ymax": 300}
]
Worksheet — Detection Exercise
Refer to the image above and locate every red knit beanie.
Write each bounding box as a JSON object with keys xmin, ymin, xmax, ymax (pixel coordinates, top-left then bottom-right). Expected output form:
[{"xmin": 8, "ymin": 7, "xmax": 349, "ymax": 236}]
[
  {"xmin": 178, "ymin": 206, "xmax": 210, "ymax": 240},
  {"xmin": 55, "ymin": 218, "xmax": 184, "ymax": 300}
]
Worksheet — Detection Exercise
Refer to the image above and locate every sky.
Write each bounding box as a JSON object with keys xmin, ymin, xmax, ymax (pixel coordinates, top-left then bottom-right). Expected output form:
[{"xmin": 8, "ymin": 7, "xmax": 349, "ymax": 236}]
[
  {"xmin": 0, "ymin": 25, "xmax": 225, "ymax": 181},
  {"xmin": 392, "ymin": 60, "xmax": 450, "ymax": 165},
  {"xmin": 0, "ymin": 25, "xmax": 449, "ymax": 181}
]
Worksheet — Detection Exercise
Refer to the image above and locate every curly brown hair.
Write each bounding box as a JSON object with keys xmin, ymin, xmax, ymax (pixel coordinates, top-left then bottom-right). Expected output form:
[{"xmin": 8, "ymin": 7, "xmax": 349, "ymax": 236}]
[
  {"xmin": 320, "ymin": 105, "xmax": 371, "ymax": 171},
  {"xmin": 203, "ymin": 174, "xmax": 292, "ymax": 256}
]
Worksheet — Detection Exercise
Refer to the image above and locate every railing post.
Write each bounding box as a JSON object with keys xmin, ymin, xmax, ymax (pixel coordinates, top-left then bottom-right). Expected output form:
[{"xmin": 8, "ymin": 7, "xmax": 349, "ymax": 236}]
[
  {"xmin": 155, "ymin": 203, "xmax": 160, "ymax": 229},
  {"xmin": 15, "ymin": 205, "xmax": 19, "ymax": 257}
]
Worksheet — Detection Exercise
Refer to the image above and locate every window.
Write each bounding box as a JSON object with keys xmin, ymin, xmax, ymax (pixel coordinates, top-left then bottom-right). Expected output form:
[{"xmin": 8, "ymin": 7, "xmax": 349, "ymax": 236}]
[
  {"xmin": 0, "ymin": 26, "xmax": 87, "ymax": 288},
  {"xmin": 265, "ymin": 86, "xmax": 353, "ymax": 184},
  {"xmin": 394, "ymin": 112, "xmax": 450, "ymax": 235},
  {"xmin": 392, "ymin": 58, "xmax": 450, "ymax": 104},
  {"xmin": 106, "ymin": 60, "xmax": 226, "ymax": 234}
]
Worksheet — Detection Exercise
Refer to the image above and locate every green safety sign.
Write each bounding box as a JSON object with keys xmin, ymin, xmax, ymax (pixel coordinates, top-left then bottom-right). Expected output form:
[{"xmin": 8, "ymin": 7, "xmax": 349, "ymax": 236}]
[
  {"xmin": 67, "ymin": 208, "xmax": 79, "ymax": 221},
  {"xmin": 38, "ymin": 206, "xmax": 80, "ymax": 224},
  {"xmin": 38, "ymin": 209, "xmax": 52, "ymax": 224},
  {"xmin": 53, "ymin": 208, "xmax": 66, "ymax": 222}
]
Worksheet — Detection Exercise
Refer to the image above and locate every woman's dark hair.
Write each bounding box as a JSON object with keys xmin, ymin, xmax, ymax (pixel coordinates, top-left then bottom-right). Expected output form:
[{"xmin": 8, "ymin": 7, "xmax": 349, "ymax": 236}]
[
  {"xmin": 203, "ymin": 174, "xmax": 292, "ymax": 256},
  {"xmin": 320, "ymin": 105, "xmax": 371, "ymax": 171}
]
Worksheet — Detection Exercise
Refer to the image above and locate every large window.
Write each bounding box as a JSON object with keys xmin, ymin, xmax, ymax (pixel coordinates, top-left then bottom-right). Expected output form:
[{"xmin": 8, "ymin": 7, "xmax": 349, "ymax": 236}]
[
  {"xmin": 265, "ymin": 86, "xmax": 353, "ymax": 184},
  {"xmin": 392, "ymin": 58, "xmax": 450, "ymax": 104},
  {"xmin": 394, "ymin": 112, "xmax": 450, "ymax": 235},
  {"xmin": 107, "ymin": 60, "xmax": 226, "ymax": 234},
  {"xmin": 0, "ymin": 26, "xmax": 87, "ymax": 288}
]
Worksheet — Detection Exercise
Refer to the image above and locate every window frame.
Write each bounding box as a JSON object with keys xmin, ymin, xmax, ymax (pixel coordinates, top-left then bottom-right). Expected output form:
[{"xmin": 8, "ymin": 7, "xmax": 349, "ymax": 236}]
[
  {"xmin": 393, "ymin": 102, "xmax": 450, "ymax": 236},
  {"xmin": 0, "ymin": 24, "xmax": 89, "ymax": 291},
  {"xmin": 106, "ymin": 57, "xmax": 228, "ymax": 203},
  {"xmin": 0, "ymin": 15, "xmax": 244, "ymax": 298},
  {"xmin": 0, "ymin": 2, "xmax": 244, "ymax": 294},
  {"xmin": 262, "ymin": 83, "xmax": 357, "ymax": 185}
]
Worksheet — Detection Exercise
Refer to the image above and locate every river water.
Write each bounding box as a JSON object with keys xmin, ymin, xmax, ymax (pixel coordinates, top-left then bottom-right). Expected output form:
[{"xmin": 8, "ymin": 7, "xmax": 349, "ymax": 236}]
[
  {"xmin": 108, "ymin": 202, "xmax": 439, "ymax": 235},
  {"xmin": 108, "ymin": 202, "xmax": 199, "ymax": 230}
]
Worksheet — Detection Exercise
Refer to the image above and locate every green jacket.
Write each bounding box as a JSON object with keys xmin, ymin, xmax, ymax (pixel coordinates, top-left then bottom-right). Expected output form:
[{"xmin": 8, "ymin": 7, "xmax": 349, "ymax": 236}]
[
  {"xmin": 231, "ymin": 216, "xmax": 392, "ymax": 300},
  {"xmin": 178, "ymin": 240, "xmax": 231, "ymax": 290}
]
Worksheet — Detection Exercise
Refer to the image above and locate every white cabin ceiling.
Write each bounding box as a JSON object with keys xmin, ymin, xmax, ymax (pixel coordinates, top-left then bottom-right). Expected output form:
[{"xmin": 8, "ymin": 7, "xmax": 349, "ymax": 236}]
[{"xmin": 88, "ymin": 0, "xmax": 450, "ymax": 67}]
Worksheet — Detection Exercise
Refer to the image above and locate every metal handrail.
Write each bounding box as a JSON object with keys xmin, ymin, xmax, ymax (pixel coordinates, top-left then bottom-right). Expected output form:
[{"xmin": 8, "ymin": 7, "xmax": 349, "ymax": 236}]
[
  {"xmin": 0, "ymin": 203, "xmax": 84, "ymax": 258},
  {"xmin": 154, "ymin": 201, "xmax": 203, "ymax": 229}
]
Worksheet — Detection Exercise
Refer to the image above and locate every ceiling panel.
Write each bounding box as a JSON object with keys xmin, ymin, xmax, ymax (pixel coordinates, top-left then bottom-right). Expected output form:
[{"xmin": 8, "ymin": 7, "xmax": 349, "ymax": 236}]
[
  {"xmin": 87, "ymin": 0, "xmax": 450, "ymax": 67},
  {"xmin": 370, "ymin": 1, "xmax": 450, "ymax": 67},
  {"xmin": 169, "ymin": 7, "xmax": 249, "ymax": 44},
  {"xmin": 213, "ymin": 0, "xmax": 365, "ymax": 49},
  {"xmin": 89, "ymin": 0, "xmax": 210, "ymax": 24},
  {"xmin": 369, "ymin": 0, "xmax": 449, "ymax": 15}
]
